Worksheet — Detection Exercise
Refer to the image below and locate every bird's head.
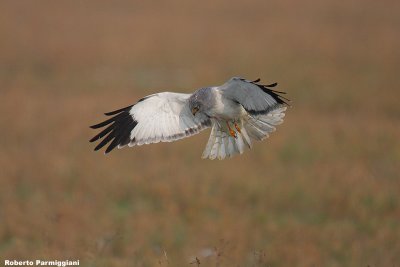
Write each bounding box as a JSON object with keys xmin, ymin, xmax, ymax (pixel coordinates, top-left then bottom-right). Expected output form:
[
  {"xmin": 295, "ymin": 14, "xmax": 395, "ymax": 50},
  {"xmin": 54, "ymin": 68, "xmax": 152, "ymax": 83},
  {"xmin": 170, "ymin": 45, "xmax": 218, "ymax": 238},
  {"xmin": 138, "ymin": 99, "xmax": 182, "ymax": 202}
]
[
  {"xmin": 189, "ymin": 98, "xmax": 201, "ymax": 116},
  {"xmin": 188, "ymin": 87, "xmax": 213, "ymax": 116}
]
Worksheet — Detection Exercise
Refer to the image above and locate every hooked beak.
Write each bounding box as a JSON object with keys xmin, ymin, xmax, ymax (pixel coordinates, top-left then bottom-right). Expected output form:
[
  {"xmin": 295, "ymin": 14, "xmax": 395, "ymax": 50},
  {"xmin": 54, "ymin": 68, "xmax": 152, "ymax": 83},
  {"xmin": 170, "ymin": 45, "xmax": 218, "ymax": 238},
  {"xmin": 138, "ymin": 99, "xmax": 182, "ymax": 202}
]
[{"xmin": 191, "ymin": 107, "xmax": 199, "ymax": 116}]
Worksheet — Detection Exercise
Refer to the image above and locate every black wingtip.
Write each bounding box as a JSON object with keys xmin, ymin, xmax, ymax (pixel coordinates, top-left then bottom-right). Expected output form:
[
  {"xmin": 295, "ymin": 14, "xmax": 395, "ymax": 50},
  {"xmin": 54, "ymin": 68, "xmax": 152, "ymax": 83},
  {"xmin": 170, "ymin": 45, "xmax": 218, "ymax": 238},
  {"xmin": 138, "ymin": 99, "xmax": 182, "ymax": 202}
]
[
  {"xmin": 90, "ymin": 117, "xmax": 115, "ymax": 129},
  {"xmin": 250, "ymin": 79, "xmax": 290, "ymax": 106},
  {"xmin": 104, "ymin": 105, "xmax": 133, "ymax": 116},
  {"xmin": 105, "ymin": 144, "xmax": 115, "ymax": 154},
  {"xmin": 264, "ymin": 82, "xmax": 278, "ymax": 88},
  {"xmin": 252, "ymin": 78, "xmax": 261, "ymax": 83},
  {"xmin": 89, "ymin": 124, "xmax": 114, "ymax": 142},
  {"xmin": 90, "ymin": 105, "xmax": 137, "ymax": 154}
]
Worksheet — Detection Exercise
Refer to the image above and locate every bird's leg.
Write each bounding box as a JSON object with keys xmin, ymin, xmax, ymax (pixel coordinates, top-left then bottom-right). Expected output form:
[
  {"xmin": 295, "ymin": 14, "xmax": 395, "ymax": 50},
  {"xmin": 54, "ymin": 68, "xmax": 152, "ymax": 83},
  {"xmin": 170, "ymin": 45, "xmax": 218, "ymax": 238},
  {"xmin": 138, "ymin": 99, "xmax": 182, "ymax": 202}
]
[
  {"xmin": 226, "ymin": 121, "xmax": 237, "ymax": 138},
  {"xmin": 234, "ymin": 121, "xmax": 241, "ymax": 134}
]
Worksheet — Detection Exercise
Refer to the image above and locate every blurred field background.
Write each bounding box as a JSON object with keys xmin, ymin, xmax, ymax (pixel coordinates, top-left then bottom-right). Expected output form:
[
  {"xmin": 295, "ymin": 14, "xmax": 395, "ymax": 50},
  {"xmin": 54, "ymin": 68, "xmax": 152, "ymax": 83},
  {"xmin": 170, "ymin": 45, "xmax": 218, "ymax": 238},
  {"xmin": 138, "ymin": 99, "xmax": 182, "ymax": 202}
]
[{"xmin": 1, "ymin": 0, "xmax": 399, "ymax": 266}]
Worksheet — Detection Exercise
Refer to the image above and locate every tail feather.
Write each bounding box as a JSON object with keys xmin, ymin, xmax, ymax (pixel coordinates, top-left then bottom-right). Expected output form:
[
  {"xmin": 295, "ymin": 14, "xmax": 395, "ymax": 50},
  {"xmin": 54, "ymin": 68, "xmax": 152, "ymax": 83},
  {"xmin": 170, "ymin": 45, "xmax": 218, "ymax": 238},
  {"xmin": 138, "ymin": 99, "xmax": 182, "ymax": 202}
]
[
  {"xmin": 210, "ymin": 130, "xmax": 222, "ymax": 160},
  {"xmin": 240, "ymin": 128, "xmax": 252, "ymax": 149},
  {"xmin": 226, "ymin": 136, "xmax": 237, "ymax": 158},
  {"xmin": 202, "ymin": 121, "xmax": 248, "ymax": 160},
  {"xmin": 202, "ymin": 126, "xmax": 217, "ymax": 159},
  {"xmin": 217, "ymin": 132, "xmax": 228, "ymax": 160},
  {"xmin": 235, "ymin": 134, "xmax": 246, "ymax": 154},
  {"xmin": 223, "ymin": 133, "xmax": 230, "ymax": 156},
  {"xmin": 202, "ymin": 106, "xmax": 286, "ymax": 160}
]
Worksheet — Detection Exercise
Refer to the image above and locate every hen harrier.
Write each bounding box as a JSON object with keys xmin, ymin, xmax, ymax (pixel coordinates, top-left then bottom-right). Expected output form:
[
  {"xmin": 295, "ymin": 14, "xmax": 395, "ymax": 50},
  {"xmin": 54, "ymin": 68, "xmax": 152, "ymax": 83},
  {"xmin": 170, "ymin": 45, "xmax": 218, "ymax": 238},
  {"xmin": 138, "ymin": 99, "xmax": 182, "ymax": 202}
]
[{"xmin": 90, "ymin": 77, "xmax": 289, "ymax": 160}]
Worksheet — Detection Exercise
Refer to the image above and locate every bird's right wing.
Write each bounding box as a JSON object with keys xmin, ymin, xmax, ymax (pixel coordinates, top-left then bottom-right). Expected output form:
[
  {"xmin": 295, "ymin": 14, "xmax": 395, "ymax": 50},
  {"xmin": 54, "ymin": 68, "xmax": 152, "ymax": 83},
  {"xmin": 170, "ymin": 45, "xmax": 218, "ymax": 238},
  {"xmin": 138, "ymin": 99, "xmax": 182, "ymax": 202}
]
[{"xmin": 90, "ymin": 92, "xmax": 211, "ymax": 153}]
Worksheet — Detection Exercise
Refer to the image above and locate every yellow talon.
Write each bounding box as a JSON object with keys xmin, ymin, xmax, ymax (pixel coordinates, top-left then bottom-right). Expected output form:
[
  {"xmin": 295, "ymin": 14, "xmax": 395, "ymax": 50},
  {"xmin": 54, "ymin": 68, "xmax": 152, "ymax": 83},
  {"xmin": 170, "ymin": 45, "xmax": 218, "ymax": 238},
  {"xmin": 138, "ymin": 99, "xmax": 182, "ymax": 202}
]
[
  {"xmin": 226, "ymin": 121, "xmax": 237, "ymax": 138},
  {"xmin": 229, "ymin": 129, "xmax": 236, "ymax": 138},
  {"xmin": 234, "ymin": 122, "xmax": 241, "ymax": 133}
]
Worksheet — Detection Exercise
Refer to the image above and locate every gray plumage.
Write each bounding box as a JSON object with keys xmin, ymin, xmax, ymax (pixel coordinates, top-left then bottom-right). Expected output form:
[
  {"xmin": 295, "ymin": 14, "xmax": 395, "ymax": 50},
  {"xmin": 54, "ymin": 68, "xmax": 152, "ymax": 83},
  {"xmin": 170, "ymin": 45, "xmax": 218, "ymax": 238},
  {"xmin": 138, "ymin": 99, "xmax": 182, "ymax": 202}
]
[
  {"xmin": 188, "ymin": 87, "xmax": 216, "ymax": 117},
  {"xmin": 90, "ymin": 77, "xmax": 289, "ymax": 159}
]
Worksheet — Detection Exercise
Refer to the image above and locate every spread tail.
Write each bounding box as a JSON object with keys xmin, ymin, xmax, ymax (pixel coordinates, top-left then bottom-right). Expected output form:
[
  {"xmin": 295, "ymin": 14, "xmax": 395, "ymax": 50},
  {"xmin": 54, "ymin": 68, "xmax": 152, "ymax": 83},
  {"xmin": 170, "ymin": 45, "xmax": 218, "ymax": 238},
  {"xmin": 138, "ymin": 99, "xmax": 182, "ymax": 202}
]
[
  {"xmin": 202, "ymin": 120, "xmax": 251, "ymax": 160},
  {"xmin": 201, "ymin": 106, "xmax": 286, "ymax": 160}
]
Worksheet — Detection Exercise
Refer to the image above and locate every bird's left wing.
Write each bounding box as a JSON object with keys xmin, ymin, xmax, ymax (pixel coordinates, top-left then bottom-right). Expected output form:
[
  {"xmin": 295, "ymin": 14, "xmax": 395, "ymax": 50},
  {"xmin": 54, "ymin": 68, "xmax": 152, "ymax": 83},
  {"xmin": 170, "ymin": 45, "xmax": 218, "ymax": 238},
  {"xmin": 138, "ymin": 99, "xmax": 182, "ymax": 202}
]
[
  {"xmin": 90, "ymin": 92, "xmax": 211, "ymax": 153},
  {"xmin": 218, "ymin": 77, "xmax": 289, "ymax": 115}
]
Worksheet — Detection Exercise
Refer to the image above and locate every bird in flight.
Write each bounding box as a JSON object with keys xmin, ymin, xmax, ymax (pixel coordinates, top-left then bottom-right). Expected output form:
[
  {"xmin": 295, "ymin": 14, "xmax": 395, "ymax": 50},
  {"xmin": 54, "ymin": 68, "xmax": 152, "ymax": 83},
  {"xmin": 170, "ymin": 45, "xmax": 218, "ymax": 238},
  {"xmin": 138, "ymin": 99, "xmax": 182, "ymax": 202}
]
[{"xmin": 90, "ymin": 77, "xmax": 289, "ymax": 160}]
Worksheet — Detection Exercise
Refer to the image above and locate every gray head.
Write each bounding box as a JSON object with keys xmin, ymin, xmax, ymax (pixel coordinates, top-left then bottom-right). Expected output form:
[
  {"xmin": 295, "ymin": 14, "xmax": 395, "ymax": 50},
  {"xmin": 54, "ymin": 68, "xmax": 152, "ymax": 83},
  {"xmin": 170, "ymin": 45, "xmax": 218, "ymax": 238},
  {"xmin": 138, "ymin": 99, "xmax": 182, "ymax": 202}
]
[{"xmin": 188, "ymin": 87, "xmax": 214, "ymax": 116}]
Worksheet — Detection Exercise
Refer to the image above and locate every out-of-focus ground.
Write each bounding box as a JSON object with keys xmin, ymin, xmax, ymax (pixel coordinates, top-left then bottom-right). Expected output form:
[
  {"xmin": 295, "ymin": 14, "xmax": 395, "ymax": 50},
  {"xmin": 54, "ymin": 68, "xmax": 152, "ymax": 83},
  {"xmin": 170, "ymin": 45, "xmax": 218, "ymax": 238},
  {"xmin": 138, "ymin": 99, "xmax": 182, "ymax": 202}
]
[{"xmin": 0, "ymin": 0, "xmax": 399, "ymax": 266}]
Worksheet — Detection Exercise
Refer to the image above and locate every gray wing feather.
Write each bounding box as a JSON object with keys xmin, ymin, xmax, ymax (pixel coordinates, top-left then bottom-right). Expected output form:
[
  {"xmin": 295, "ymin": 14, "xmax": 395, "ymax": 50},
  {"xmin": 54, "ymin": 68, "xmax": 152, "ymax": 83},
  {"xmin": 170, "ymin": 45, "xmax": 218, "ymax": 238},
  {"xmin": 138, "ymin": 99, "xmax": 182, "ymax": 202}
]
[{"xmin": 218, "ymin": 77, "xmax": 288, "ymax": 114}]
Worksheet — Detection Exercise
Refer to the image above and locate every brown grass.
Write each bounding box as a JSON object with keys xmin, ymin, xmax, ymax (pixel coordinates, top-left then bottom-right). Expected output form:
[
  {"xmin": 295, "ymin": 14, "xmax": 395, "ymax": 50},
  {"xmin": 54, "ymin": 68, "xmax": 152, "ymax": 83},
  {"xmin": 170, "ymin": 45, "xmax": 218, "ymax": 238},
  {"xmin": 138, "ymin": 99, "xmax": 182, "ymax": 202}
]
[{"xmin": 1, "ymin": 0, "xmax": 399, "ymax": 266}]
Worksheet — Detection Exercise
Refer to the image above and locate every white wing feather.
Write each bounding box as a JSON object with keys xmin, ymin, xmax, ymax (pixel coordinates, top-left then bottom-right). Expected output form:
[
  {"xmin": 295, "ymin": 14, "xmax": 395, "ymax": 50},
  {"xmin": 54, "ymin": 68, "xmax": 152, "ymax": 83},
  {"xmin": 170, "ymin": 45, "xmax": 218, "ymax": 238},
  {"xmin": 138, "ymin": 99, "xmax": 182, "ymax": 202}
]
[
  {"xmin": 128, "ymin": 92, "xmax": 210, "ymax": 146},
  {"xmin": 90, "ymin": 92, "xmax": 210, "ymax": 153}
]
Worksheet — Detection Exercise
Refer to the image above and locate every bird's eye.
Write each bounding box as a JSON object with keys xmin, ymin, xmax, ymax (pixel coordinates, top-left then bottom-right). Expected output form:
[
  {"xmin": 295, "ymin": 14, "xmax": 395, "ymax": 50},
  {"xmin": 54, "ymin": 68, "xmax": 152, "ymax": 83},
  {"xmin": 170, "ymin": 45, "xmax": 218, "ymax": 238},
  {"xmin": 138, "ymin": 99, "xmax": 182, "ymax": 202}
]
[{"xmin": 191, "ymin": 107, "xmax": 199, "ymax": 115}]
